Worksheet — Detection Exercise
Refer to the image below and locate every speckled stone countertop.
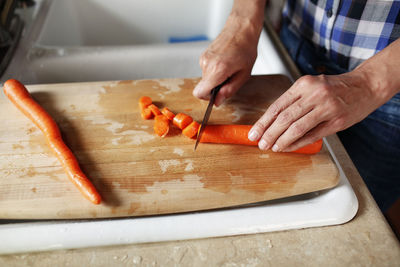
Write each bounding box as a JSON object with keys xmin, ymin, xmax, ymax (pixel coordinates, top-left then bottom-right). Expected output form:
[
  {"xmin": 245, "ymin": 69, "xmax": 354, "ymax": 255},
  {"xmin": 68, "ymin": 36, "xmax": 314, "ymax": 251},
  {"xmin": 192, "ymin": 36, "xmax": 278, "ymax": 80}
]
[{"xmin": 1, "ymin": 135, "xmax": 399, "ymax": 266}]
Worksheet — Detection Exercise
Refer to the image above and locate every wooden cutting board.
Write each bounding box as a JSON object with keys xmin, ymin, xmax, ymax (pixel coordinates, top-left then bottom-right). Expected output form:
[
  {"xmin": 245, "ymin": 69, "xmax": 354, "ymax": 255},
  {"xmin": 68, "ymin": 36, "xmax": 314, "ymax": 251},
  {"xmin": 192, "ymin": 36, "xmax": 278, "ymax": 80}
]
[{"xmin": 0, "ymin": 75, "xmax": 339, "ymax": 219}]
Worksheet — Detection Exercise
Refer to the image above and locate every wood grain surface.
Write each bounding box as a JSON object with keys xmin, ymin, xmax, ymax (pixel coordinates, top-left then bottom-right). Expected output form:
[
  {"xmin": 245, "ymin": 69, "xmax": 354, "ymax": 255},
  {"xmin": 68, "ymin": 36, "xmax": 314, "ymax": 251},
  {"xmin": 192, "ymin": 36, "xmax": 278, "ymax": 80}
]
[{"xmin": 0, "ymin": 75, "xmax": 339, "ymax": 219}]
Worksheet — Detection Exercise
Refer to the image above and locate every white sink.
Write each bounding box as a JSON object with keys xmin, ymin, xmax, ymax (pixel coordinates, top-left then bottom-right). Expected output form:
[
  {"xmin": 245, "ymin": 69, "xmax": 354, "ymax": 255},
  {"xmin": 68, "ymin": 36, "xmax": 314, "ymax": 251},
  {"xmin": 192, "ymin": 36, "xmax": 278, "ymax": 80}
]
[
  {"xmin": 37, "ymin": 0, "xmax": 231, "ymax": 46},
  {"xmin": 3, "ymin": 0, "xmax": 288, "ymax": 84},
  {"xmin": 0, "ymin": 0, "xmax": 357, "ymax": 255},
  {"xmin": 4, "ymin": 0, "xmax": 237, "ymax": 84}
]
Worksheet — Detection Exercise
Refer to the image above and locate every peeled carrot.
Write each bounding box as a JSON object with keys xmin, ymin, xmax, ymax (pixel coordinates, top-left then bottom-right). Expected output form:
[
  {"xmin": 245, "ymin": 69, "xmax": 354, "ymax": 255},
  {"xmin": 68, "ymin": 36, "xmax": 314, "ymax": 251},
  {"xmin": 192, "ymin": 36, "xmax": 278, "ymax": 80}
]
[
  {"xmin": 199, "ymin": 125, "xmax": 323, "ymax": 154},
  {"xmin": 182, "ymin": 121, "xmax": 200, "ymax": 139},
  {"xmin": 173, "ymin": 113, "xmax": 193, "ymax": 130},
  {"xmin": 200, "ymin": 125, "xmax": 258, "ymax": 146},
  {"xmin": 139, "ymin": 96, "xmax": 152, "ymax": 110},
  {"xmin": 148, "ymin": 104, "xmax": 161, "ymax": 116},
  {"xmin": 291, "ymin": 139, "xmax": 323, "ymax": 154},
  {"xmin": 3, "ymin": 79, "xmax": 102, "ymax": 205},
  {"xmin": 154, "ymin": 114, "xmax": 170, "ymax": 137},
  {"xmin": 141, "ymin": 107, "xmax": 153, "ymax": 120},
  {"xmin": 161, "ymin": 107, "xmax": 175, "ymax": 121}
]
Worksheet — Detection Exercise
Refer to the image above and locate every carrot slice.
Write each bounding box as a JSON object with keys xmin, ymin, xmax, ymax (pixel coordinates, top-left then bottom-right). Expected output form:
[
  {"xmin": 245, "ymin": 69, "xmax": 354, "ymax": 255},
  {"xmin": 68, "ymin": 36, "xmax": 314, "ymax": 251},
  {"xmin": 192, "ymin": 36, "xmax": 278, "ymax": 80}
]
[
  {"xmin": 199, "ymin": 125, "xmax": 323, "ymax": 154},
  {"xmin": 154, "ymin": 114, "xmax": 170, "ymax": 137},
  {"xmin": 161, "ymin": 107, "xmax": 175, "ymax": 121},
  {"xmin": 173, "ymin": 113, "xmax": 193, "ymax": 130},
  {"xmin": 182, "ymin": 121, "xmax": 200, "ymax": 139},
  {"xmin": 139, "ymin": 96, "xmax": 152, "ymax": 110},
  {"xmin": 3, "ymin": 79, "xmax": 101, "ymax": 204},
  {"xmin": 148, "ymin": 104, "xmax": 161, "ymax": 116},
  {"xmin": 141, "ymin": 107, "xmax": 153, "ymax": 120}
]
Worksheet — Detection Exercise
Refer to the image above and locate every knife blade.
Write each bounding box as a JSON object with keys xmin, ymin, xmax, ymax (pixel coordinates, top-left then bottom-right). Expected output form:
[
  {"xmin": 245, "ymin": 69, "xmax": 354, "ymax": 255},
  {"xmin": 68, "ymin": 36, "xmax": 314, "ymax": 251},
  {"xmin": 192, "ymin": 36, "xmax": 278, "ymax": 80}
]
[{"xmin": 194, "ymin": 81, "xmax": 226, "ymax": 151}]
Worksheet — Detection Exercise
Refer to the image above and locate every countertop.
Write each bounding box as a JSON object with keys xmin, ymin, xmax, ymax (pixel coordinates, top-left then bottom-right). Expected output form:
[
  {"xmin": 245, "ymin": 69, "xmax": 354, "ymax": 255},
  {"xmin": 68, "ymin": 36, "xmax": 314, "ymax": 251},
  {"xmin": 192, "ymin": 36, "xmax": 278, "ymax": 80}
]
[{"xmin": 1, "ymin": 135, "xmax": 399, "ymax": 266}]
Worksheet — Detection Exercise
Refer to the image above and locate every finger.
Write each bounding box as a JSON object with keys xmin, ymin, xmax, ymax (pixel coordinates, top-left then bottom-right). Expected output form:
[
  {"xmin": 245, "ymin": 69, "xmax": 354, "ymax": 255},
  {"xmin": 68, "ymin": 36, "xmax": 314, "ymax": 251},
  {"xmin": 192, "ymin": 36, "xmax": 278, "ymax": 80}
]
[
  {"xmin": 248, "ymin": 88, "xmax": 301, "ymax": 143},
  {"xmin": 248, "ymin": 86, "xmax": 300, "ymax": 141},
  {"xmin": 271, "ymin": 109, "xmax": 324, "ymax": 152},
  {"xmin": 281, "ymin": 122, "xmax": 329, "ymax": 152},
  {"xmin": 193, "ymin": 58, "xmax": 234, "ymax": 99},
  {"xmin": 257, "ymin": 99, "xmax": 313, "ymax": 150},
  {"xmin": 215, "ymin": 70, "xmax": 250, "ymax": 106}
]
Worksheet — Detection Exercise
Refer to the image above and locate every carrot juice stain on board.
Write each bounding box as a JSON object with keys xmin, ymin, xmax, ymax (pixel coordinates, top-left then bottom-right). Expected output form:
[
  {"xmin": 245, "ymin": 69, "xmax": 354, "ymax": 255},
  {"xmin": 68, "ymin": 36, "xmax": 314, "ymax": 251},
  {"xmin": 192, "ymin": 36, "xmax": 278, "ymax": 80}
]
[
  {"xmin": 111, "ymin": 202, "xmax": 141, "ymax": 215},
  {"xmin": 199, "ymin": 152, "xmax": 314, "ymax": 195},
  {"xmin": 12, "ymin": 144, "xmax": 24, "ymax": 150}
]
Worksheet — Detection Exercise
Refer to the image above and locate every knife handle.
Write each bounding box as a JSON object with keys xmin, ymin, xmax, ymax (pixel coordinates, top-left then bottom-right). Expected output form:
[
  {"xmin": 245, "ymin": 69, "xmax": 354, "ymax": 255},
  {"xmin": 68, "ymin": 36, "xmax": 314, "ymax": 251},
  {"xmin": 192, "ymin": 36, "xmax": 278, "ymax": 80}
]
[
  {"xmin": 211, "ymin": 79, "xmax": 228, "ymax": 98},
  {"xmin": 211, "ymin": 84, "xmax": 221, "ymax": 98}
]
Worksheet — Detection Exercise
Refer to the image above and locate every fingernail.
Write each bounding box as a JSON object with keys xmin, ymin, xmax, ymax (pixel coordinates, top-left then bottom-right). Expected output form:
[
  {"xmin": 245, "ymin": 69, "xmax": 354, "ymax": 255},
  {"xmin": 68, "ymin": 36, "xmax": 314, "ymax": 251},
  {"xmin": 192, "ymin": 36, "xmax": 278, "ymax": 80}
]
[
  {"xmin": 248, "ymin": 130, "xmax": 260, "ymax": 141},
  {"xmin": 258, "ymin": 139, "xmax": 268, "ymax": 150},
  {"xmin": 193, "ymin": 87, "xmax": 199, "ymax": 97},
  {"xmin": 272, "ymin": 144, "xmax": 279, "ymax": 152},
  {"xmin": 193, "ymin": 82, "xmax": 203, "ymax": 97}
]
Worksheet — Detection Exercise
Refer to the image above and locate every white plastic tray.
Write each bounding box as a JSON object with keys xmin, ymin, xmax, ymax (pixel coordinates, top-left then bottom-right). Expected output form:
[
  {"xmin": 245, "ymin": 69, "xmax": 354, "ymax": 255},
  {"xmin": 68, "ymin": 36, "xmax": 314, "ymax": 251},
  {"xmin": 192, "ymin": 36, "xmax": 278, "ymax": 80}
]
[{"xmin": 0, "ymin": 139, "xmax": 358, "ymax": 254}]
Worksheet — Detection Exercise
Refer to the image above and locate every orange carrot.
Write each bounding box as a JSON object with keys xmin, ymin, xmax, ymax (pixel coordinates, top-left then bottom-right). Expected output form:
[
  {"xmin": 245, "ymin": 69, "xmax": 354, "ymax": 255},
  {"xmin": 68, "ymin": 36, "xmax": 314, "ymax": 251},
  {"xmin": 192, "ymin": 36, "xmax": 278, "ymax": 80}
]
[
  {"xmin": 173, "ymin": 113, "xmax": 193, "ymax": 130},
  {"xmin": 3, "ymin": 79, "xmax": 102, "ymax": 205},
  {"xmin": 182, "ymin": 121, "xmax": 200, "ymax": 139},
  {"xmin": 139, "ymin": 96, "xmax": 152, "ymax": 110},
  {"xmin": 154, "ymin": 114, "xmax": 170, "ymax": 137},
  {"xmin": 200, "ymin": 125, "xmax": 258, "ymax": 146},
  {"xmin": 148, "ymin": 104, "xmax": 161, "ymax": 116},
  {"xmin": 291, "ymin": 139, "xmax": 323, "ymax": 154},
  {"xmin": 161, "ymin": 107, "xmax": 175, "ymax": 121},
  {"xmin": 199, "ymin": 125, "xmax": 323, "ymax": 154},
  {"xmin": 141, "ymin": 107, "xmax": 153, "ymax": 120}
]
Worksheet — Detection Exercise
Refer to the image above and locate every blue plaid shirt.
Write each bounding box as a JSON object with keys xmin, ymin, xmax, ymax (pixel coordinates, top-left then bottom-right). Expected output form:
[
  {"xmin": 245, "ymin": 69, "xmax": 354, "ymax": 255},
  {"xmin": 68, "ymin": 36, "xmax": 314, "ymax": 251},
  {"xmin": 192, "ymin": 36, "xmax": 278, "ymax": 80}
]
[{"xmin": 283, "ymin": 0, "xmax": 400, "ymax": 71}]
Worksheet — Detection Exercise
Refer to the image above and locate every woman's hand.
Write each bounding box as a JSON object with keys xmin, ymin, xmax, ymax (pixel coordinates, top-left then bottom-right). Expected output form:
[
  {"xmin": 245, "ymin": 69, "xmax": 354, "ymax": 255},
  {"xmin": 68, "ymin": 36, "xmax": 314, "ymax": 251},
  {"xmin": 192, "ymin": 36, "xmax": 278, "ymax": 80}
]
[{"xmin": 193, "ymin": 0, "xmax": 266, "ymax": 106}]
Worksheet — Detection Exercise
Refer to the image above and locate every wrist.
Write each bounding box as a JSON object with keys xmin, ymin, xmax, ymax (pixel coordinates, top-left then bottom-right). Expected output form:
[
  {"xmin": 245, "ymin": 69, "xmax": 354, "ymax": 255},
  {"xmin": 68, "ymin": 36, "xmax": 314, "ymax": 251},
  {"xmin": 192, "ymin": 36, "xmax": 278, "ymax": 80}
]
[
  {"xmin": 353, "ymin": 39, "xmax": 400, "ymax": 104},
  {"xmin": 226, "ymin": 0, "xmax": 266, "ymax": 42}
]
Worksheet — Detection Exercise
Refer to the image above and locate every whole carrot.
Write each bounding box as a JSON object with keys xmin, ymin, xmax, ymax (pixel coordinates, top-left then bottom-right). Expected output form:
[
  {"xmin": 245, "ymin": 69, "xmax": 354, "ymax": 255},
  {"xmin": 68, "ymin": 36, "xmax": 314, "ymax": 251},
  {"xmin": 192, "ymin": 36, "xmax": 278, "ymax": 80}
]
[
  {"xmin": 3, "ymin": 79, "xmax": 101, "ymax": 204},
  {"xmin": 199, "ymin": 125, "xmax": 323, "ymax": 154}
]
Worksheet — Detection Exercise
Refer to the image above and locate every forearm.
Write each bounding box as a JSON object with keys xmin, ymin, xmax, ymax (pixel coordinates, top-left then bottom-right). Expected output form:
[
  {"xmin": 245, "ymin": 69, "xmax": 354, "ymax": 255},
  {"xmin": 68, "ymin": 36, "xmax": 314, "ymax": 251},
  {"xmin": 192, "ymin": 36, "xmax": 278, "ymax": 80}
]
[
  {"xmin": 225, "ymin": 0, "xmax": 266, "ymax": 42},
  {"xmin": 193, "ymin": 0, "xmax": 267, "ymax": 104},
  {"xmin": 354, "ymin": 38, "xmax": 400, "ymax": 105}
]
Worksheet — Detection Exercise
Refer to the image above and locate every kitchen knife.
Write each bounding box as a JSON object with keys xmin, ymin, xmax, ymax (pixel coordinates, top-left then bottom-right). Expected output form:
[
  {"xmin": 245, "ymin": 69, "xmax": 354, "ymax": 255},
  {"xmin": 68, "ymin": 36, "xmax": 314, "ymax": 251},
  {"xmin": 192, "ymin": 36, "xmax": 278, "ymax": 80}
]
[{"xmin": 194, "ymin": 81, "xmax": 227, "ymax": 151}]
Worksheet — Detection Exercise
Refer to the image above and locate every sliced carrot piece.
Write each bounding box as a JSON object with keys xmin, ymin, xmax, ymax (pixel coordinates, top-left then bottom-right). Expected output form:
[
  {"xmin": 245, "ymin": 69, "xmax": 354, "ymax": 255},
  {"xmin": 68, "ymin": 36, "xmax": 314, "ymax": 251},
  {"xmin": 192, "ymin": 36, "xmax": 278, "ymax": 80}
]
[
  {"xmin": 148, "ymin": 104, "xmax": 161, "ymax": 116},
  {"xmin": 154, "ymin": 114, "xmax": 170, "ymax": 137},
  {"xmin": 182, "ymin": 121, "xmax": 200, "ymax": 139},
  {"xmin": 141, "ymin": 107, "xmax": 153, "ymax": 120},
  {"xmin": 199, "ymin": 125, "xmax": 323, "ymax": 154},
  {"xmin": 173, "ymin": 113, "xmax": 193, "ymax": 130},
  {"xmin": 139, "ymin": 96, "xmax": 152, "ymax": 110},
  {"xmin": 161, "ymin": 107, "xmax": 175, "ymax": 121}
]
